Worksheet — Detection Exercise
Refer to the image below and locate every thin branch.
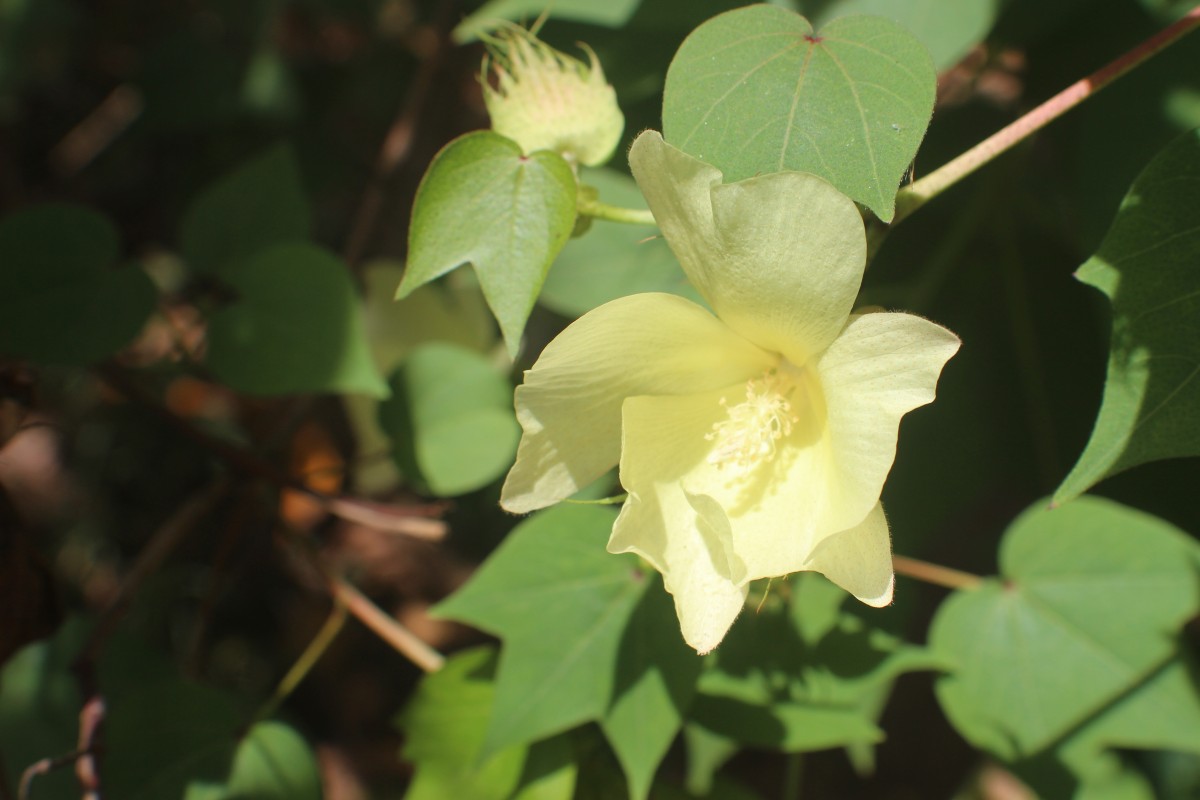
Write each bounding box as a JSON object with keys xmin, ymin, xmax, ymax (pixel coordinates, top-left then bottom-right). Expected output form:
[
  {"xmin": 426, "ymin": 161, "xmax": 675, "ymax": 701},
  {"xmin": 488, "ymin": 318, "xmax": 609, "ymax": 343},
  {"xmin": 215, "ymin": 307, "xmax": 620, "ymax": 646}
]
[
  {"xmin": 76, "ymin": 480, "xmax": 229, "ymax": 668},
  {"xmin": 250, "ymin": 599, "xmax": 348, "ymax": 725},
  {"xmin": 343, "ymin": 2, "xmax": 456, "ymax": 266},
  {"xmin": 281, "ymin": 533, "xmax": 446, "ymax": 673},
  {"xmin": 893, "ymin": 554, "xmax": 984, "ymax": 591},
  {"xmin": 893, "ymin": 6, "xmax": 1200, "ymax": 225},
  {"xmin": 330, "ymin": 576, "xmax": 445, "ymax": 673},
  {"xmin": 575, "ymin": 195, "xmax": 657, "ymax": 226},
  {"xmin": 49, "ymin": 85, "xmax": 143, "ymax": 176}
]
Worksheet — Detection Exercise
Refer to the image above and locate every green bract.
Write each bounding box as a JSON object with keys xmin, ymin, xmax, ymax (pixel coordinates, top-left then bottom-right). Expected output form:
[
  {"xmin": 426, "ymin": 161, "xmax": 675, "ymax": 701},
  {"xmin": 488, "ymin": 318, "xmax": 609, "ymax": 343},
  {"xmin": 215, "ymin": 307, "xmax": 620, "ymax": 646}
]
[
  {"xmin": 482, "ymin": 25, "xmax": 624, "ymax": 168},
  {"xmin": 501, "ymin": 130, "xmax": 960, "ymax": 654}
]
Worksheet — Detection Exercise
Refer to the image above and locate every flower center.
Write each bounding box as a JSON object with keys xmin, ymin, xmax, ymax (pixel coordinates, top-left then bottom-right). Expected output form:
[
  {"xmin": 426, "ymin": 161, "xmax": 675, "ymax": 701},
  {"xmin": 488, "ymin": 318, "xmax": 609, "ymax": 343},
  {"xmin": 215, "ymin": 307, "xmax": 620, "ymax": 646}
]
[{"xmin": 705, "ymin": 369, "xmax": 799, "ymax": 476}]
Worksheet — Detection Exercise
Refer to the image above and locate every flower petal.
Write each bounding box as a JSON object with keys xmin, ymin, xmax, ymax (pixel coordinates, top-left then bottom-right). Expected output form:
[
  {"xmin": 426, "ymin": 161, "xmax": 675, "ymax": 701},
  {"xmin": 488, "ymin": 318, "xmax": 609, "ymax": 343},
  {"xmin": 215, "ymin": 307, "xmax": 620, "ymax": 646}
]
[
  {"xmin": 611, "ymin": 390, "xmax": 750, "ymax": 653},
  {"xmin": 814, "ymin": 311, "xmax": 960, "ymax": 531},
  {"xmin": 628, "ymin": 130, "xmax": 866, "ymax": 364},
  {"xmin": 803, "ymin": 503, "xmax": 894, "ymax": 607},
  {"xmin": 687, "ymin": 312, "xmax": 957, "ymax": 582},
  {"xmin": 500, "ymin": 293, "xmax": 773, "ymax": 513}
]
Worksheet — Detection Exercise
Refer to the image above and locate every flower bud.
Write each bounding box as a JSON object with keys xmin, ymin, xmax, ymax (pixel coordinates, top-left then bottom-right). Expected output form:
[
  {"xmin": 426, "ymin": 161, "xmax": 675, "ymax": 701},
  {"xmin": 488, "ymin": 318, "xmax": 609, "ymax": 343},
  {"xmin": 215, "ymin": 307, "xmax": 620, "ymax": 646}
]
[{"xmin": 482, "ymin": 26, "xmax": 624, "ymax": 168}]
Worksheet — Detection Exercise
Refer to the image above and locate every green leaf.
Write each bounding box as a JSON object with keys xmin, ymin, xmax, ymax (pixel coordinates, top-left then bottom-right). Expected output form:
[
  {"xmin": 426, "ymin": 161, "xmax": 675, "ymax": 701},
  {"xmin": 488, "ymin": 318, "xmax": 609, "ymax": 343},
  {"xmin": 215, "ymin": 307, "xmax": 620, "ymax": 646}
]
[
  {"xmin": 541, "ymin": 169, "xmax": 701, "ymax": 318},
  {"xmin": 453, "ymin": 0, "xmax": 644, "ymax": 42},
  {"xmin": 662, "ymin": 6, "xmax": 936, "ymax": 221},
  {"xmin": 930, "ymin": 496, "xmax": 1200, "ymax": 760},
  {"xmin": 1057, "ymin": 654, "xmax": 1200, "ymax": 796},
  {"xmin": 434, "ymin": 504, "xmax": 648, "ymax": 758},
  {"xmin": 185, "ymin": 722, "xmax": 322, "ymax": 800},
  {"xmin": 816, "ymin": 0, "xmax": 999, "ymax": 71},
  {"xmin": 0, "ymin": 619, "xmax": 90, "ymax": 800},
  {"xmin": 0, "ymin": 204, "xmax": 156, "ymax": 365},
  {"xmin": 205, "ymin": 242, "xmax": 388, "ymax": 397},
  {"xmin": 180, "ymin": 143, "xmax": 310, "ymax": 277},
  {"xmin": 378, "ymin": 341, "xmax": 519, "ymax": 496},
  {"xmin": 398, "ymin": 131, "xmax": 578, "ymax": 357},
  {"xmin": 106, "ymin": 680, "xmax": 320, "ymax": 800},
  {"xmin": 600, "ymin": 576, "xmax": 703, "ymax": 800},
  {"xmin": 683, "ymin": 723, "xmax": 739, "ymax": 796},
  {"xmin": 401, "ymin": 647, "xmax": 541, "ymax": 800},
  {"xmin": 1055, "ymin": 129, "xmax": 1200, "ymax": 503},
  {"xmin": 687, "ymin": 577, "xmax": 936, "ymax": 757}
]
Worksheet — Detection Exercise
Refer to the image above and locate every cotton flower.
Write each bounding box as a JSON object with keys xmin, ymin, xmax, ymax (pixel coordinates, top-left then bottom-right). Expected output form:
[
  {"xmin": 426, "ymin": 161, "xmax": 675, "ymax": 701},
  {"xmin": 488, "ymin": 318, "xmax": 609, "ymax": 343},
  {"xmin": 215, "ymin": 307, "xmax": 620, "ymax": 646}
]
[
  {"xmin": 482, "ymin": 25, "xmax": 623, "ymax": 167},
  {"xmin": 500, "ymin": 131, "xmax": 959, "ymax": 654}
]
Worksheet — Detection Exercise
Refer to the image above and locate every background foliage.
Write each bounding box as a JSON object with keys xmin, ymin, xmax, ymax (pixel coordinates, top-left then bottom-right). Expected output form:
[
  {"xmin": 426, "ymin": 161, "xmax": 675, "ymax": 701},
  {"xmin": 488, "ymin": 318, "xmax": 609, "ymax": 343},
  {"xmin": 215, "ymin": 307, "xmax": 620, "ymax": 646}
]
[{"xmin": 0, "ymin": 0, "xmax": 1198, "ymax": 799}]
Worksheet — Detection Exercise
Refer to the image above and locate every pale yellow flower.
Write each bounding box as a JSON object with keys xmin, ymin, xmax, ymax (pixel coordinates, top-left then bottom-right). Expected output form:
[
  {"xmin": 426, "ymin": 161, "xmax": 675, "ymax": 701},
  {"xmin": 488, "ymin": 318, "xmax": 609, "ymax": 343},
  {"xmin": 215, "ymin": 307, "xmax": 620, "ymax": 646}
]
[
  {"xmin": 501, "ymin": 131, "xmax": 959, "ymax": 653},
  {"xmin": 482, "ymin": 26, "xmax": 623, "ymax": 167}
]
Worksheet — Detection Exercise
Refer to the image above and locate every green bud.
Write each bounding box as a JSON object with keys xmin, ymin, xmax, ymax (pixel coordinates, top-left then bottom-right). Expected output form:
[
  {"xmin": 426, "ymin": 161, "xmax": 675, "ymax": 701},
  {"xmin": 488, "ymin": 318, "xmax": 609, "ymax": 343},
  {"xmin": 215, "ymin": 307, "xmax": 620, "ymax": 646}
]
[{"xmin": 482, "ymin": 26, "xmax": 624, "ymax": 168}]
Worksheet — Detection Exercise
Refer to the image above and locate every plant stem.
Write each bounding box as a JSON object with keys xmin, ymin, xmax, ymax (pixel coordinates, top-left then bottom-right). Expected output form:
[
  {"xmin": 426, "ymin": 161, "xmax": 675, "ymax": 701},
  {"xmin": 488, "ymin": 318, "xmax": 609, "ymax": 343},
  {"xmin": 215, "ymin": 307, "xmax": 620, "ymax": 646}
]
[
  {"xmin": 893, "ymin": 6, "xmax": 1200, "ymax": 225},
  {"xmin": 331, "ymin": 576, "xmax": 446, "ymax": 673},
  {"xmin": 576, "ymin": 195, "xmax": 657, "ymax": 225},
  {"xmin": 251, "ymin": 600, "xmax": 348, "ymax": 725},
  {"xmin": 782, "ymin": 753, "xmax": 804, "ymax": 800},
  {"xmin": 892, "ymin": 555, "xmax": 984, "ymax": 591}
]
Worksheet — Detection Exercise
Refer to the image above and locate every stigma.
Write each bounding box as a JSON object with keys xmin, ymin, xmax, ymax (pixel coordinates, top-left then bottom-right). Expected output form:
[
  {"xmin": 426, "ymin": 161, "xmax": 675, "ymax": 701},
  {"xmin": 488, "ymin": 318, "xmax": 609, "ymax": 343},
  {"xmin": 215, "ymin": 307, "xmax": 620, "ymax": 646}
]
[{"xmin": 705, "ymin": 369, "xmax": 799, "ymax": 476}]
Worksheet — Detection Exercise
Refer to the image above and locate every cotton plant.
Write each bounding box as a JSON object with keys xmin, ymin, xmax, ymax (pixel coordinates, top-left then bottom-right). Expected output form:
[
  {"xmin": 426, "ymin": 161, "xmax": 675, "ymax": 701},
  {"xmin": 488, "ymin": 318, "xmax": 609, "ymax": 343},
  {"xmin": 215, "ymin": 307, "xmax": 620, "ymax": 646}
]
[
  {"xmin": 500, "ymin": 131, "xmax": 960, "ymax": 653},
  {"xmin": 481, "ymin": 23, "xmax": 624, "ymax": 168}
]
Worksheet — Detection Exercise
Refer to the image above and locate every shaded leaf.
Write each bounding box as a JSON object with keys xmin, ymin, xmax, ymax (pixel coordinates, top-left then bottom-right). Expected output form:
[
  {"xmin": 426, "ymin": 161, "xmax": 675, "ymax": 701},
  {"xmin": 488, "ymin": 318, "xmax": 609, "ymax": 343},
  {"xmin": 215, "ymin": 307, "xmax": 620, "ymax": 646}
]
[
  {"xmin": 930, "ymin": 496, "xmax": 1200, "ymax": 760},
  {"xmin": 0, "ymin": 204, "xmax": 155, "ymax": 365},
  {"xmin": 180, "ymin": 144, "xmax": 309, "ymax": 277},
  {"xmin": 378, "ymin": 341, "xmax": 519, "ymax": 496},
  {"xmin": 0, "ymin": 619, "xmax": 90, "ymax": 800},
  {"xmin": 600, "ymin": 575, "xmax": 703, "ymax": 800},
  {"xmin": 1055, "ymin": 129, "xmax": 1200, "ymax": 503},
  {"xmin": 687, "ymin": 576, "xmax": 935, "ymax": 757},
  {"xmin": 434, "ymin": 505, "xmax": 648, "ymax": 758},
  {"xmin": 541, "ymin": 168, "xmax": 700, "ymax": 318},
  {"xmin": 206, "ymin": 243, "xmax": 388, "ymax": 397},
  {"xmin": 662, "ymin": 6, "xmax": 936, "ymax": 221},
  {"xmin": 398, "ymin": 131, "xmax": 577, "ymax": 356}
]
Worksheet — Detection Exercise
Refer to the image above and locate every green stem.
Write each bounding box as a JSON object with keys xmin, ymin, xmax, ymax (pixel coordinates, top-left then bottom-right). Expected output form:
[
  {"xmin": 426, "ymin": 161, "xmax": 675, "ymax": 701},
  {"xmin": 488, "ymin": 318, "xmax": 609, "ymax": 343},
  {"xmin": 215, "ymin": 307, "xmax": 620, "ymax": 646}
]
[
  {"xmin": 251, "ymin": 600, "xmax": 348, "ymax": 725},
  {"xmin": 893, "ymin": 6, "xmax": 1200, "ymax": 226},
  {"xmin": 782, "ymin": 753, "xmax": 804, "ymax": 800},
  {"xmin": 576, "ymin": 195, "xmax": 657, "ymax": 225}
]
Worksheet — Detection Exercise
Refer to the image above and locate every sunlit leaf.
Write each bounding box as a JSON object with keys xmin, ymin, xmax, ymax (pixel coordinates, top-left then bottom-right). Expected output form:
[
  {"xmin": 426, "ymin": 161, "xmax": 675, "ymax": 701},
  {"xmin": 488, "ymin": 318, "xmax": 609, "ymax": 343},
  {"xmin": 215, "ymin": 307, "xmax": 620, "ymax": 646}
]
[
  {"xmin": 398, "ymin": 131, "xmax": 577, "ymax": 356},
  {"xmin": 816, "ymin": 0, "xmax": 999, "ymax": 71},
  {"xmin": 205, "ymin": 243, "xmax": 388, "ymax": 397},
  {"xmin": 930, "ymin": 496, "xmax": 1200, "ymax": 760},
  {"xmin": 378, "ymin": 341, "xmax": 519, "ymax": 496},
  {"xmin": 434, "ymin": 505, "xmax": 648, "ymax": 758},
  {"xmin": 662, "ymin": 6, "xmax": 936, "ymax": 221},
  {"xmin": 399, "ymin": 647, "xmax": 576, "ymax": 800},
  {"xmin": 0, "ymin": 204, "xmax": 155, "ymax": 365},
  {"xmin": 1055, "ymin": 128, "xmax": 1200, "ymax": 503}
]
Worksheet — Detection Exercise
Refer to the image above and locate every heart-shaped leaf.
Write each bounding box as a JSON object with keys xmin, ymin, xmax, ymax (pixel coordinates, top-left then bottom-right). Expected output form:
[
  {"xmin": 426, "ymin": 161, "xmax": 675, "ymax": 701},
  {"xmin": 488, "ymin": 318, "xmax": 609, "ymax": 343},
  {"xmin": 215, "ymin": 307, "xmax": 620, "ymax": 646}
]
[
  {"xmin": 434, "ymin": 505, "xmax": 648, "ymax": 758},
  {"xmin": 0, "ymin": 205, "xmax": 156, "ymax": 365},
  {"xmin": 1055, "ymin": 128, "xmax": 1200, "ymax": 503},
  {"xmin": 663, "ymin": 6, "xmax": 936, "ymax": 221},
  {"xmin": 181, "ymin": 144, "xmax": 310, "ymax": 277},
  {"xmin": 206, "ymin": 243, "xmax": 388, "ymax": 397},
  {"xmin": 930, "ymin": 496, "xmax": 1200, "ymax": 760},
  {"xmin": 379, "ymin": 342, "xmax": 520, "ymax": 496},
  {"xmin": 398, "ymin": 131, "xmax": 577, "ymax": 356}
]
